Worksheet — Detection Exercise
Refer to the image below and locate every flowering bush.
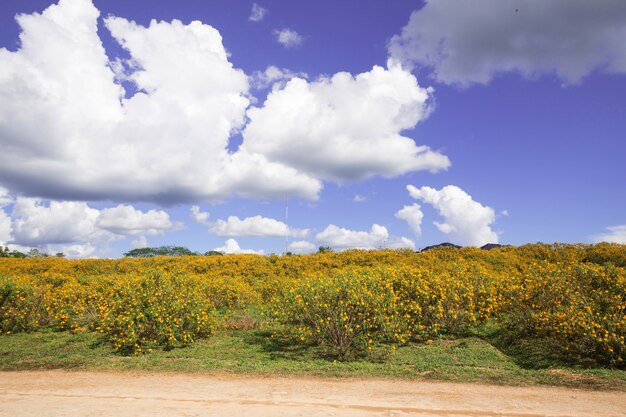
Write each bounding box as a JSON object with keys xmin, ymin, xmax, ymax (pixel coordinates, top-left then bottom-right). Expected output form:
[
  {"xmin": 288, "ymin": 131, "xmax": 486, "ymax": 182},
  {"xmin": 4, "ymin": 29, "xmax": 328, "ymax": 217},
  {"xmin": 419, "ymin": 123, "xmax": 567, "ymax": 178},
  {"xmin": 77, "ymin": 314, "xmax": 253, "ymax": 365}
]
[
  {"xmin": 0, "ymin": 243, "xmax": 623, "ymax": 366},
  {"xmin": 97, "ymin": 272, "xmax": 218, "ymax": 354},
  {"xmin": 269, "ymin": 269, "xmax": 398, "ymax": 359}
]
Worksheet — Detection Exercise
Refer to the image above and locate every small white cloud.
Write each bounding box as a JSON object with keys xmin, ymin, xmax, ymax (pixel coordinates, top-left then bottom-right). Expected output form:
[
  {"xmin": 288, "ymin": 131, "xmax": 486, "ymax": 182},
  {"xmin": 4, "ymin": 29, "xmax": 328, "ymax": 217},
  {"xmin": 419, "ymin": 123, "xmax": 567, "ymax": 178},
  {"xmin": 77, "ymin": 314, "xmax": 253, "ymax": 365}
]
[
  {"xmin": 407, "ymin": 185, "xmax": 498, "ymax": 246},
  {"xmin": 190, "ymin": 205, "xmax": 210, "ymax": 225},
  {"xmin": 97, "ymin": 205, "xmax": 179, "ymax": 236},
  {"xmin": 214, "ymin": 238, "xmax": 264, "ymax": 254},
  {"xmin": 592, "ymin": 225, "xmax": 626, "ymax": 244},
  {"xmin": 315, "ymin": 224, "xmax": 388, "ymax": 250},
  {"xmin": 387, "ymin": 236, "xmax": 416, "ymax": 250},
  {"xmin": 274, "ymin": 28, "xmax": 303, "ymax": 48},
  {"xmin": 52, "ymin": 243, "xmax": 97, "ymax": 258},
  {"xmin": 249, "ymin": 3, "xmax": 268, "ymax": 22},
  {"xmin": 250, "ymin": 65, "xmax": 308, "ymax": 90},
  {"xmin": 131, "ymin": 236, "xmax": 148, "ymax": 249},
  {"xmin": 210, "ymin": 215, "xmax": 308, "ymax": 238},
  {"xmin": 0, "ymin": 207, "xmax": 12, "ymax": 246},
  {"xmin": 500, "ymin": 209, "xmax": 509, "ymax": 217},
  {"xmin": 353, "ymin": 194, "xmax": 367, "ymax": 203},
  {"xmin": 395, "ymin": 203, "xmax": 423, "ymax": 237},
  {"xmin": 287, "ymin": 240, "xmax": 316, "ymax": 253},
  {"xmin": 0, "ymin": 186, "xmax": 13, "ymax": 207}
]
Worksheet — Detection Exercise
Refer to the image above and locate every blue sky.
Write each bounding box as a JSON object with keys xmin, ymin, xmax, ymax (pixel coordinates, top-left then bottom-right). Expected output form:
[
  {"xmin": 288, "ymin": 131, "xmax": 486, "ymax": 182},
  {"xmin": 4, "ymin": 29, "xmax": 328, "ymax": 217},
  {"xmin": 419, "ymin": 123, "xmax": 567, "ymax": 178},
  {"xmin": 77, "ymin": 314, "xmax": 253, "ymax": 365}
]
[{"xmin": 0, "ymin": 0, "xmax": 625, "ymax": 257}]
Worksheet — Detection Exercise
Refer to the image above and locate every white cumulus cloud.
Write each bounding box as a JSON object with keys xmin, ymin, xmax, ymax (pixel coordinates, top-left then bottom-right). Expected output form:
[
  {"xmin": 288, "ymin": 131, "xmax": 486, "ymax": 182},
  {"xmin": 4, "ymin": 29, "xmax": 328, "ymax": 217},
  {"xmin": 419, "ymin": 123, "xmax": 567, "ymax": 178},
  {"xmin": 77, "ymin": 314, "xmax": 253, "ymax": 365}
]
[
  {"xmin": 407, "ymin": 185, "xmax": 498, "ymax": 246},
  {"xmin": 210, "ymin": 215, "xmax": 308, "ymax": 238},
  {"xmin": 274, "ymin": 28, "xmax": 303, "ymax": 48},
  {"xmin": 0, "ymin": 0, "xmax": 450, "ymax": 206},
  {"xmin": 11, "ymin": 198, "xmax": 104, "ymax": 246},
  {"xmin": 0, "ymin": 0, "xmax": 319, "ymax": 203},
  {"xmin": 315, "ymin": 224, "xmax": 388, "ymax": 250},
  {"xmin": 389, "ymin": 0, "xmax": 626, "ymax": 86},
  {"xmin": 395, "ymin": 203, "xmax": 423, "ymax": 237},
  {"xmin": 592, "ymin": 225, "xmax": 626, "ymax": 244},
  {"xmin": 243, "ymin": 61, "xmax": 449, "ymax": 182},
  {"xmin": 214, "ymin": 238, "xmax": 263, "ymax": 255},
  {"xmin": 249, "ymin": 3, "xmax": 268, "ymax": 22},
  {"xmin": 5, "ymin": 196, "xmax": 179, "ymax": 256}
]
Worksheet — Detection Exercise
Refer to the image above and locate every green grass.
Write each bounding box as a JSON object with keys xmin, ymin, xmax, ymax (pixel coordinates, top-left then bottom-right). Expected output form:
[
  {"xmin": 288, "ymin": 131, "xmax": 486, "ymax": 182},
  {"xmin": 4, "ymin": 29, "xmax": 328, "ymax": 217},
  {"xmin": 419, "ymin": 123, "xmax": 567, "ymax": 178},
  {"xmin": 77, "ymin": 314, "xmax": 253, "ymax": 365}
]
[{"xmin": 1, "ymin": 329, "xmax": 625, "ymax": 391}]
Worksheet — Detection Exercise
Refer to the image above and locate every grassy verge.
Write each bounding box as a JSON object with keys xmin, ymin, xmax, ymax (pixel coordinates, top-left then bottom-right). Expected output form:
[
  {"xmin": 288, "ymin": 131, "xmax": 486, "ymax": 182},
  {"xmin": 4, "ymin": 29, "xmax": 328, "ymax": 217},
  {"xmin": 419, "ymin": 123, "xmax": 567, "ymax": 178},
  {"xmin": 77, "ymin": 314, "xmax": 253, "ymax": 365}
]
[{"xmin": 1, "ymin": 329, "xmax": 625, "ymax": 391}]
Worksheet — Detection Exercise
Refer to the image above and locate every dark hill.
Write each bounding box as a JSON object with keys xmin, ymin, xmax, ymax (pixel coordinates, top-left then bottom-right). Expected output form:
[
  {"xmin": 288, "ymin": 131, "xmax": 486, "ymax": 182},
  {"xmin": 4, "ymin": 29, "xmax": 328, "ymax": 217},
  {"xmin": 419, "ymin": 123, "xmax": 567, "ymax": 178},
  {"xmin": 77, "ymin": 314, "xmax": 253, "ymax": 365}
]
[{"xmin": 420, "ymin": 242, "xmax": 462, "ymax": 252}]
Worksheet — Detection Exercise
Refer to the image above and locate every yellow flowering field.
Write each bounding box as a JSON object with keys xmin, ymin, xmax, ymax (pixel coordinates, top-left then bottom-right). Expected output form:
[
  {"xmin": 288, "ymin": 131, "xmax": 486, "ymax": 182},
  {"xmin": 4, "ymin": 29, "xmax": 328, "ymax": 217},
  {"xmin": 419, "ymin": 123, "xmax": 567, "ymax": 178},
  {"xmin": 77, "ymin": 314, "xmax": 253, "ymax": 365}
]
[{"xmin": 0, "ymin": 243, "xmax": 624, "ymax": 366}]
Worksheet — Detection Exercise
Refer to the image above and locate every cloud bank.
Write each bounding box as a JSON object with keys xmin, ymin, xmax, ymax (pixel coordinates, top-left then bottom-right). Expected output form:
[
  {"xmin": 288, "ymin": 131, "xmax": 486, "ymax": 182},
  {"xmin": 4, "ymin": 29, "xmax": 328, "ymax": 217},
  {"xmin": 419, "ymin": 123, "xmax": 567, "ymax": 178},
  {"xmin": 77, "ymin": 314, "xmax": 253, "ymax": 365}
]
[
  {"xmin": 0, "ymin": 0, "xmax": 447, "ymax": 205},
  {"xmin": 2, "ymin": 197, "xmax": 179, "ymax": 257},
  {"xmin": 315, "ymin": 224, "xmax": 389, "ymax": 250},
  {"xmin": 592, "ymin": 225, "xmax": 626, "ymax": 244},
  {"xmin": 389, "ymin": 0, "xmax": 626, "ymax": 85},
  {"xmin": 209, "ymin": 215, "xmax": 308, "ymax": 238}
]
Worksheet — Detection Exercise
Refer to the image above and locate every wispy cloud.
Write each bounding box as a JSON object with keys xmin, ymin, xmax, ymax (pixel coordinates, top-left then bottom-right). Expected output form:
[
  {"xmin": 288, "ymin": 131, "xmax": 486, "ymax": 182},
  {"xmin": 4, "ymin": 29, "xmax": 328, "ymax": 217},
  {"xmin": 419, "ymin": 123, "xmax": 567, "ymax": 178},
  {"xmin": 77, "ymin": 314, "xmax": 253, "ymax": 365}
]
[
  {"xmin": 249, "ymin": 3, "xmax": 267, "ymax": 22},
  {"xmin": 274, "ymin": 28, "xmax": 303, "ymax": 48}
]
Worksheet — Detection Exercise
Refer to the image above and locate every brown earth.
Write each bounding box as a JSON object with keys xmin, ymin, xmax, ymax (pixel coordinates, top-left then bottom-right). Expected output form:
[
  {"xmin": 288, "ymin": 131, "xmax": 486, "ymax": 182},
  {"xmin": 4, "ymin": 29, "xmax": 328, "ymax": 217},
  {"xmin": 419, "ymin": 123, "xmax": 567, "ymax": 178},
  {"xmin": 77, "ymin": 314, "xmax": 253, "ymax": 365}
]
[{"xmin": 1, "ymin": 371, "xmax": 625, "ymax": 417}]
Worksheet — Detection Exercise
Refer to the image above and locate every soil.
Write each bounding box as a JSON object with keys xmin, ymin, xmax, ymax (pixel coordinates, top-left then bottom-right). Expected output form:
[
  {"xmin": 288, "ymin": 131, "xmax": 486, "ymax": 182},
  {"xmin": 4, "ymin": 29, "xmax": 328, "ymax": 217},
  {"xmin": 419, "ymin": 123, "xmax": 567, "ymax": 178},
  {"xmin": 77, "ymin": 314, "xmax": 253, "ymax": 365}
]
[{"xmin": 1, "ymin": 371, "xmax": 625, "ymax": 417}]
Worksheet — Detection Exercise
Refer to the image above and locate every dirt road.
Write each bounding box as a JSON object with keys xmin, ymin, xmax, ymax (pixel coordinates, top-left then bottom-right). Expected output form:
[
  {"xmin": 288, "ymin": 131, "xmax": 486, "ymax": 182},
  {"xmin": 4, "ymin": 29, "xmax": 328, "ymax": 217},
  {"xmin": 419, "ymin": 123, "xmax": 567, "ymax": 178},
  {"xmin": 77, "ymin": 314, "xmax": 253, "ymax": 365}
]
[{"xmin": 0, "ymin": 371, "xmax": 624, "ymax": 417}]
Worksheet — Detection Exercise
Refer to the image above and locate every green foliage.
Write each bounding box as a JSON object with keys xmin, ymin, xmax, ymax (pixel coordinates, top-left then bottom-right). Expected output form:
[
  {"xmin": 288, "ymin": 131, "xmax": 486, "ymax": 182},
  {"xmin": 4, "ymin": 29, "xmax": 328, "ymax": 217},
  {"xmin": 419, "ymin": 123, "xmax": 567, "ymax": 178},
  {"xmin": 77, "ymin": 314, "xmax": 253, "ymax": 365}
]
[
  {"xmin": 317, "ymin": 246, "xmax": 333, "ymax": 253},
  {"xmin": 27, "ymin": 248, "xmax": 48, "ymax": 258},
  {"xmin": 123, "ymin": 246, "xmax": 198, "ymax": 258},
  {"xmin": 0, "ymin": 246, "xmax": 27, "ymax": 258}
]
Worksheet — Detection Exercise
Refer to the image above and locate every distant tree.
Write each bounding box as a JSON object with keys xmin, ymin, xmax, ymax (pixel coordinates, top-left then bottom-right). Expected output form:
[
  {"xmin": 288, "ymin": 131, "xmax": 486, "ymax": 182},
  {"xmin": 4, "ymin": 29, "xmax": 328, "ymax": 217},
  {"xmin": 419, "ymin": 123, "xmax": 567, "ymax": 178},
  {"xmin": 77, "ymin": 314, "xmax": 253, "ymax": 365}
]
[
  {"xmin": 27, "ymin": 248, "xmax": 48, "ymax": 258},
  {"xmin": 123, "ymin": 247, "xmax": 155, "ymax": 258},
  {"xmin": 1, "ymin": 246, "xmax": 27, "ymax": 258},
  {"xmin": 317, "ymin": 246, "xmax": 333, "ymax": 253},
  {"xmin": 162, "ymin": 246, "xmax": 197, "ymax": 257},
  {"xmin": 203, "ymin": 250, "xmax": 224, "ymax": 256},
  {"xmin": 55, "ymin": 252, "xmax": 66, "ymax": 258},
  {"xmin": 123, "ymin": 245, "xmax": 198, "ymax": 258}
]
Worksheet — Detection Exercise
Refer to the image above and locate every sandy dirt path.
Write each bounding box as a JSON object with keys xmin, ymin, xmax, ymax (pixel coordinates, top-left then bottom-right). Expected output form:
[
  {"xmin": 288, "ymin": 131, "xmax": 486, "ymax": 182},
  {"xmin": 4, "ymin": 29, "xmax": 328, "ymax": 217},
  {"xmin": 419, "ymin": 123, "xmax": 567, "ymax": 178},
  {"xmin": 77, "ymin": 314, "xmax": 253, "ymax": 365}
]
[{"xmin": 0, "ymin": 371, "xmax": 624, "ymax": 417}]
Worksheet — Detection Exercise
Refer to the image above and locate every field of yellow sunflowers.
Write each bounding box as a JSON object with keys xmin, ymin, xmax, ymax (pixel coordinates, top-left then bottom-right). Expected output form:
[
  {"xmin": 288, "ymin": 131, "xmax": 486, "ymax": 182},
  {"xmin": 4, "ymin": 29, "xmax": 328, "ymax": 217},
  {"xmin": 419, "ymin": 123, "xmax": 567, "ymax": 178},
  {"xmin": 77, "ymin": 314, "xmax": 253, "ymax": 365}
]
[{"xmin": 1, "ymin": 243, "xmax": 624, "ymax": 368}]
